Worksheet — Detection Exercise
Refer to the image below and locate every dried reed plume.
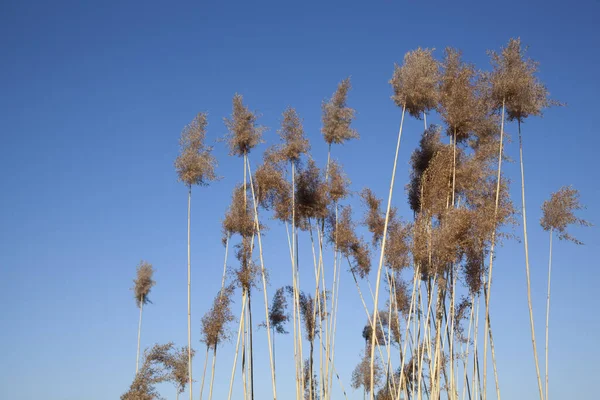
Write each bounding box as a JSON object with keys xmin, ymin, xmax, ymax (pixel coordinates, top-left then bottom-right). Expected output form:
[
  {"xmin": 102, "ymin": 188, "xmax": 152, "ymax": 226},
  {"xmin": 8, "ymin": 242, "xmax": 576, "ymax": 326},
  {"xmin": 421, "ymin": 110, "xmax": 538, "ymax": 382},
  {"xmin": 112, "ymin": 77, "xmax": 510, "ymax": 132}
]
[
  {"xmin": 351, "ymin": 350, "xmax": 383, "ymax": 395},
  {"xmin": 223, "ymin": 94, "xmax": 265, "ymax": 156},
  {"xmin": 276, "ymin": 107, "xmax": 310, "ymax": 164},
  {"xmin": 489, "ymin": 38, "xmax": 558, "ymax": 121},
  {"xmin": 541, "ymin": 186, "xmax": 591, "ymax": 244},
  {"xmin": 407, "ymin": 126, "xmax": 443, "ymax": 213},
  {"xmin": 295, "ymin": 159, "xmax": 329, "ymax": 228},
  {"xmin": 122, "ymin": 343, "xmax": 175, "ymax": 400},
  {"xmin": 267, "ymin": 287, "xmax": 289, "ymax": 335},
  {"xmin": 201, "ymin": 285, "xmax": 236, "ymax": 349},
  {"xmin": 168, "ymin": 346, "xmax": 196, "ymax": 397},
  {"xmin": 322, "ymin": 78, "xmax": 359, "ymax": 145},
  {"xmin": 253, "ymin": 149, "xmax": 292, "ymax": 220},
  {"xmin": 326, "ymin": 160, "xmax": 350, "ymax": 204},
  {"xmin": 222, "ymin": 185, "xmax": 256, "ymax": 238},
  {"xmin": 133, "ymin": 261, "xmax": 155, "ymax": 307},
  {"xmin": 390, "ymin": 48, "xmax": 440, "ymax": 118},
  {"xmin": 175, "ymin": 113, "xmax": 218, "ymax": 187},
  {"xmin": 233, "ymin": 237, "xmax": 261, "ymax": 292},
  {"xmin": 439, "ymin": 48, "xmax": 479, "ymax": 142},
  {"xmin": 360, "ymin": 188, "xmax": 396, "ymax": 247}
]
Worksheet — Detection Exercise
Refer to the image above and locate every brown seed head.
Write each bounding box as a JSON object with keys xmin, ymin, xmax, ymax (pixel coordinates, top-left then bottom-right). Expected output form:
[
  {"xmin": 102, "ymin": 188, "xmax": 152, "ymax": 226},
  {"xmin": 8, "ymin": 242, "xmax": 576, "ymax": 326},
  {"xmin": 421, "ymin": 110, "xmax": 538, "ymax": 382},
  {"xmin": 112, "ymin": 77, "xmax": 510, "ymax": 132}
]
[
  {"xmin": 223, "ymin": 94, "xmax": 266, "ymax": 156},
  {"xmin": 175, "ymin": 113, "xmax": 218, "ymax": 187},
  {"xmin": 133, "ymin": 261, "xmax": 155, "ymax": 308},
  {"xmin": 439, "ymin": 48, "xmax": 478, "ymax": 142},
  {"xmin": 541, "ymin": 186, "xmax": 591, "ymax": 244},
  {"xmin": 390, "ymin": 48, "xmax": 440, "ymax": 118},
  {"xmin": 488, "ymin": 38, "xmax": 559, "ymax": 122},
  {"xmin": 321, "ymin": 78, "xmax": 359, "ymax": 145},
  {"xmin": 277, "ymin": 107, "xmax": 310, "ymax": 163}
]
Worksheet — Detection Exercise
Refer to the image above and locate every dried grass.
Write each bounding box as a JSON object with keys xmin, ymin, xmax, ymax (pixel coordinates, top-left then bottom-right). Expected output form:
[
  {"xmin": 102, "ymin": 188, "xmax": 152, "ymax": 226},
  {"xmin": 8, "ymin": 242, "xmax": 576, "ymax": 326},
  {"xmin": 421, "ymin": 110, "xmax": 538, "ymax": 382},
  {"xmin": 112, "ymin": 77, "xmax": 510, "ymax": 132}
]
[{"xmin": 175, "ymin": 113, "xmax": 218, "ymax": 187}]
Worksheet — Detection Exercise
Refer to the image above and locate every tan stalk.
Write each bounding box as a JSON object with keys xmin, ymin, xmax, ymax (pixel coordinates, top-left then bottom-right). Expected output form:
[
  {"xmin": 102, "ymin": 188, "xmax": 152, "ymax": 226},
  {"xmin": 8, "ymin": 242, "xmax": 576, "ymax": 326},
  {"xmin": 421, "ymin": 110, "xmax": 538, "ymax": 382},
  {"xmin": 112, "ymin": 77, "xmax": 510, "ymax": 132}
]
[
  {"xmin": 247, "ymin": 158, "xmax": 278, "ymax": 399},
  {"xmin": 461, "ymin": 294, "xmax": 475, "ymax": 400},
  {"xmin": 187, "ymin": 185, "xmax": 193, "ymax": 400},
  {"xmin": 370, "ymin": 104, "xmax": 406, "ymax": 399},
  {"xmin": 545, "ymin": 229, "xmax": 553, "ymax": 400},
  {"xmin": 199, "ymin": 346, "xmax": 209, "ymax": 400},
  {"xmin": 518, "ymin": 120, "xmax": 545, "ymax": 400},
  {"xmin": 208, "ymin": 345, "xmax": 218, "ymax": 400},
  {"xmin": 483, "ymin": 98, "xmax": 506, "ymax": 400},
  {"xmin": 136, "ymin": 299, "xmax": 143, "ymax": 374},
  {"xmin": 227, "ymin": 291, "xmax": 248, "ymax": 400}
]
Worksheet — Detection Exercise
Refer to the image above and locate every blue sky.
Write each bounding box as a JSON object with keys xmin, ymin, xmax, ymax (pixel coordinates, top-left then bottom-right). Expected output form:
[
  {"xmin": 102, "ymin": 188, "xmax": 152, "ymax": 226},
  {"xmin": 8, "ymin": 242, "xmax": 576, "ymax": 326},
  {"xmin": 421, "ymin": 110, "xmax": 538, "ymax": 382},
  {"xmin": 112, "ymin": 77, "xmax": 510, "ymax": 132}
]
[{"xmin": 0, "ymin": 0, "xmax": 598, "ymax": 399}]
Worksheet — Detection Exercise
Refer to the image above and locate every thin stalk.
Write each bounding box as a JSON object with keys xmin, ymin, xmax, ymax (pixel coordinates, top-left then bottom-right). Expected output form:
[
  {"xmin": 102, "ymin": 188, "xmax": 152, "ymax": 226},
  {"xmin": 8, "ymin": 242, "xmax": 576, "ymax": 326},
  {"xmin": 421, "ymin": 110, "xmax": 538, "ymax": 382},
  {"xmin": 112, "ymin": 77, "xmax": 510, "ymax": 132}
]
[
  {"xmin": 518, "ymin": 120, "xmax": 544, "ymax": 400},
  {"xmin": 187, "ymin": 185, "xmax": 193, "ymax": 400},
  {"xmin": 136, "ymin": 299, "xmax": 144, "ymax": 374},
  {"xmin": 199, "ymin": 346, "xmax": 209, "ymax": 400},
  {"xmin": 221, "ymin": 235, "xmax": 230, "ymax": 293},
  {"xmin": 483, "ymin": 98, "xmax": 506, "ymax": 400},
  {"xmin": 545, "ymin": 229, "xmax": 553, "ymax": 400},
  {"xmin": 370, "ymin": 104, "xmax": 406, "ymax": 399},
  {"xmin": 208, "ymin": 345, "xmax": 218, "ymax": 400},
  {"xmin": 248, "ymin": 291, "xmax": 255, "ymax": 400},
  {"xmin": 247, "ymin": 159, "xmax": 278, "ymax": 399},
  {"xmin": 227, "ymin": 291, "xmax": 247, "ymax": 400}
]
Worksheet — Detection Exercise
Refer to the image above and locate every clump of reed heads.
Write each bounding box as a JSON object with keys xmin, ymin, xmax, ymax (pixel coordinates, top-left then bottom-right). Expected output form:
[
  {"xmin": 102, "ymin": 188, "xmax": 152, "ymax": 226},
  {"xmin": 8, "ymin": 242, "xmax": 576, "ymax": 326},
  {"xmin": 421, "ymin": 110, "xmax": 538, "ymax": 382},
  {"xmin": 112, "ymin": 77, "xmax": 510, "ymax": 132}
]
[
  {"xmin": 122, "ymin": 343, "xmax": 175, "ymax": 400},
  {"xmin": 488, "ymin": 38, "xmax": 559, "ymax": 121},
  {"xmin": 327, "ymin": 205, "xmax": 372, "ymax": 279},
  {"xmin": 168, "ymin": 346, "xmax": 196, "ymax": 397},
  {"xmin": 295, "ymin": 159, "xmax": 330, "ymax": 229},
  {"xmin": 360, "ymin": 188, "xmax": 396, "ymax": 247},
  {"xmin": 233, "ymin": 237, "xmax": 262, "ymax": 293},
  {"xmin": 541, "ymin": 186, "xmax": 591, "ymax": 244},
  {"xmin": 133, "ymin": 261, "xmax": 155, "ymax": 307},
  {"xmin": 439, "ymin": 48, "xmax": 479, "ymax": 142},
  {"xmin": 175, "ymin": 113, "xmax": 218, "ymax": 187},
  {"xmin": 223, "ymin": 94, "xmax": 265, "ymax": 157},
  {"xmin": 222, "ymin": 185, "xmax": 256, "ymax": 239},
  {"xmin": 351, "ymin": 350, "xmax": 383, "ymax": 395},
  {"xmin": 276, "ymin": 107, "xmax": 310, "ymax": 164},
  {"xmin": 322, "ymin": 78, "xmax": 359, "ymax": 146},
  {"xmin": 267, "ymin": 287, "xmax": 290, "ymax": 334},
  {"xmin": 390, "ymin": 48, "xmax": 440, "ymax": 118},
  {"xmin": 201, "ymin": 285, "xmax": 236, "ymax": 350},
  {"xmin": 407, "ymin": 126, "xmax": 444, "ymax": 213},
  {"xmin": 326, "ymin": 160, "xmax": 350, "ymax": 204}
]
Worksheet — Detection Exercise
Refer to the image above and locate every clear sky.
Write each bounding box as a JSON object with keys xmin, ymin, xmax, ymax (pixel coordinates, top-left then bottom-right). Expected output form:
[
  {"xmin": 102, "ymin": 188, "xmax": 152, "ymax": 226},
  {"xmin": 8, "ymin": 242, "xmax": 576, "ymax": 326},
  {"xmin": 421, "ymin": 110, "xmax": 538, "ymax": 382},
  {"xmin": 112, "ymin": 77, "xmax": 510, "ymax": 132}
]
[{"xmin": 1, "ymin": 0, "xmax": 598, "ymax": 399}]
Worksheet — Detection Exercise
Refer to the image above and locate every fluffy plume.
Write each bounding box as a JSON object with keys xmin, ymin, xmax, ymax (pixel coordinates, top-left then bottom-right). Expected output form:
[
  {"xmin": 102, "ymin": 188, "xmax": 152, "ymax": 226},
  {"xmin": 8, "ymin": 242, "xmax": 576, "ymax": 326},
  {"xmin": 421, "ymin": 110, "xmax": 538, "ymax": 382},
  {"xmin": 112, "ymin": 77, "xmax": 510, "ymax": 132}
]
[
  {"xmin": 385, "ymin": 219, "xmax": 412, "ymax": 272},
  {"xmin": 175, "ymin": 113, "xmax": 218, "ymax": 187},
  {"xmin": 201, "ymin": 285, "xmax": 236, "ymax": 349},
  {"xmin": 488, "ymin": 38, "xmax": 559, "ymax": 122},
  {"xmin": 439, "ymin": 48, "xmax": 479, "ymax": 142},
  {"xmin": 295, "ymin": 159, "xmax": 329, "ymax": 228},
  {"xmin": 133, "ymin": 261, "xmax": 156, "ymax": 308},
  {"xmin": 267, "ymin": 287, "xmax": 289, "ymax": 334},
  {"xmin": 254, "ymin": 149, "xmax": 291, "ymax": 212},
  {"xmin": 390, "ymin": 48, "xmax": 440, "ymax": 118},
  {"xmin": 321, "ymin": 78, "xmax": 359, "ymax": 145},
  {"xmin": 167, "ymin": 346, "xmax": 195, "ymax": 395},
  {"xmin": 276, "ymin": 107, "xmax": 310, "ymax": 163},
  {"xmin": 222, "ymin": 184, "xmax": 255, "ymax": 238},
  {"xmin": 541, "ymin": 186, "xmax": 591, "ymax": 244},
  {"xmin": 233, "ymin": 237, "xmax": 261, "ymax": 292},
  {"xmin": 351, "ymin": 349, "xmax": 383, "ymax": 394},
  {"xmin": 407, "ymin": 126, "xmax": 444, "ymax": 213},
  {"xmin": 223, "ymin": 94, "xmax": 265, "ymax": 156},
  {"xmin": 360, "ymin": 188, "xmax": 394, "ymax": 247},
  {"xmin": 326, "ymin": 160, "xmax": 350, "ymax": 203},
  {"xmin": 121, "ymin": 343, "xmax": 174, "ymax": 400}
]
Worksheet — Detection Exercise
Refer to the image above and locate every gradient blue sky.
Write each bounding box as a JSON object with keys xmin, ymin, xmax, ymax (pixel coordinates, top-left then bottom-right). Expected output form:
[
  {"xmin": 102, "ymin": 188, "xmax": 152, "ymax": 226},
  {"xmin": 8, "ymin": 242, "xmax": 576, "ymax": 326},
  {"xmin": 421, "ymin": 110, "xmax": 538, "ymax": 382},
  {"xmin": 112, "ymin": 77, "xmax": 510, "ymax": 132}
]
[{"xmin": 1, "ymin": 0, "xmax": 598, "ymax": 399}]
